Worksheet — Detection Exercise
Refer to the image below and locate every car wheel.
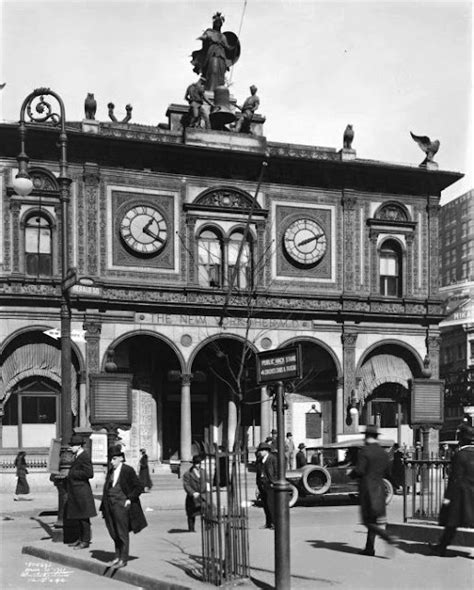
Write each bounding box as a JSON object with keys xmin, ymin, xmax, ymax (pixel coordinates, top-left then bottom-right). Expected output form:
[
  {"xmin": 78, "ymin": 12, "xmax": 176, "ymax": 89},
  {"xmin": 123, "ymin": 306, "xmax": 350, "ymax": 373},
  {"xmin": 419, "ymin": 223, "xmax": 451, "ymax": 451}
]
[
  {"xmin": 288, "ymin": 483, "xmax": 299, "ymax": 508},
  {"xmin": 301, "ymin": 466, "xmax": 331, "ymax": 495},
  {"xmin": 383, "ymin": 478, "xmax": 394, "ymax": 505}
]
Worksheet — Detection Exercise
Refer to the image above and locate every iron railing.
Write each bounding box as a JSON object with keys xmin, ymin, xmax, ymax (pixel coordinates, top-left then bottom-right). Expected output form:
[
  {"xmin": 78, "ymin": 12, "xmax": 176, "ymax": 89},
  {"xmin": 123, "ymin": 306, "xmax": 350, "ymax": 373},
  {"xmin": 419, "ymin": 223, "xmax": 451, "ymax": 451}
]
[
  {"xmin": 200, "ymin": 443, "xmax": 250, "ymax": 586},
  {"xmin": 403, "ymin": 457, "xmax": 450, "ymax": 522}
]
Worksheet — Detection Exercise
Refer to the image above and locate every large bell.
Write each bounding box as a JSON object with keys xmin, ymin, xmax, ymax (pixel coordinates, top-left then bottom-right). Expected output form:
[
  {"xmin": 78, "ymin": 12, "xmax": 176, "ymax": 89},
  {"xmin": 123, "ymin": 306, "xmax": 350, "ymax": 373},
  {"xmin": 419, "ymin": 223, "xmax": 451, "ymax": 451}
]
[{"xmin": 209, "ymin": 85, "xmax": 236, "ymax": 131}]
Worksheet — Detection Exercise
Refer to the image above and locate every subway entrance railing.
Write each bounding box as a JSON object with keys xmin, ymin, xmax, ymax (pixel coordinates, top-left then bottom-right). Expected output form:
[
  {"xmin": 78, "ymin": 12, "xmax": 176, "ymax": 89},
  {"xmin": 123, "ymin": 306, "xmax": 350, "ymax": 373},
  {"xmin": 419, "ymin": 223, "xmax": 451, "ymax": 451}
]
[{"xmin": 403, "ymin": 457, "xmax": 450, "ymax": 522}]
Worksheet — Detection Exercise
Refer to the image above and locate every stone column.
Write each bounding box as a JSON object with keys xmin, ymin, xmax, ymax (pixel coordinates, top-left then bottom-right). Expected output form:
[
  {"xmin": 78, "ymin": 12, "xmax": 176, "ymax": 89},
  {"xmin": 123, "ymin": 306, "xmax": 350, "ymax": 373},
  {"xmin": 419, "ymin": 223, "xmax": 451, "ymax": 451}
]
[
  {"xmin": 342, "ymin": 332, "xmax": 358, "ymax": 434},
  {"xmin": 10, "ymin": 201, "xmax": 21, "ymax": 274},
  {"xmin": 227, "ymin": 391, "xmax": 237, "ymax": 451},
  {"xmin": 342, "ymin": 192, "xmax": 357, "ymax": 292},
  {"xmin": 426, "ymin": 333, "xmax": 441, "ymax": 380},
  {"xmin": 83, "ymin": 319, "xmax": 102, "ymax": 427},
  {"xmin": 82, "ymin": 163, "xmax": 101, "ymax": 277},
  {"xmin": 180, "ymin": 373, "xmax": 192, "ymax": 462},
  {"xmin": 260, "ymin": 385, "xmax": 271, "ymax": 442},
  {"xmin": 336, "ymin": 377, "xmax": 344, "ymax": 436},
  {"xmin": 427, "ymin": 198, "xmax": 441, "ymax": 297},
  {"xmin": 369, "ymin": 229, "xmax": 378, "ymax": 294},
  {"xmin": 256, "ymin": 221, "xmax": 266, "ymax": 285},
  {"xmin": 185, "ymin": 215, "xmax": 197, "ymax": 284},
  {"xmin": 78, "ymin": 371, "xmax": 87, "ymax": 427},
  {"xmin": 405, "ymin": 234, "xmax": 414, "ymax": 296}
]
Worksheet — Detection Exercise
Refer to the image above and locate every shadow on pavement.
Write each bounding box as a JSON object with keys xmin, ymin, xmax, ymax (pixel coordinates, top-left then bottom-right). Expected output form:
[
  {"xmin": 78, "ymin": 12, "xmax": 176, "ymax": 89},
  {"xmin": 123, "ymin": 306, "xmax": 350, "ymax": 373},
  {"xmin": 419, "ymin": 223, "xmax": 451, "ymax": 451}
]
[
  {"xmin": 397, "ymin": 540, "xmax": 473, "ymax": 558},
  {"xmin": 168, "ymin": 528, "xmax": 191, "ymax": 533},
  {"xmin": 30, "ymin": 516, "xmax": 62, "ymax": 543},
  {"xmin": 308, "ymin": 538, "xmax": 377, "ymax": 556}
]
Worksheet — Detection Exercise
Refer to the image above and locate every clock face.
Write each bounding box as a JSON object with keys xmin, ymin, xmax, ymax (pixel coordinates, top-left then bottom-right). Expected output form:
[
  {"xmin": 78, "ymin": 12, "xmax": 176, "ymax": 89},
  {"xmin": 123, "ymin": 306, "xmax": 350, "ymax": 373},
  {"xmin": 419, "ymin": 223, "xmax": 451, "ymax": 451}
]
[
  {"xmin": 119, "ymin": 205, "xmax": 168, "ymax": 255},
  {"xmin": 283, "ymin": 218, "xmax": 327, "ymax": 266}
]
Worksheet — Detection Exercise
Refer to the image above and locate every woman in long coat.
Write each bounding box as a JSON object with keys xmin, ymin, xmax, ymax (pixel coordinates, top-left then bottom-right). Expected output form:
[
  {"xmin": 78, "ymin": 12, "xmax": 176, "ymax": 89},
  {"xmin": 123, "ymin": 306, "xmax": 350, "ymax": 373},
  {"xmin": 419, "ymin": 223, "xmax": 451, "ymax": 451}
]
[
  {"xmin": 100, "ymin": 446, "xmax": 147, "ymax": 568},
  {"xmin": 429, "ymin": 423, "xmax": 474, "ymax": 556},
  {"xmin": 138, "ymin": 448, "xmax": 153, "ymax": 491},
  {"xmin": 14, "ymin": 451, "xmax": 31, "ymax": 500},
  {"xmin": 350, "ymin": 425, "xmax": 397, "ymax": 556}
]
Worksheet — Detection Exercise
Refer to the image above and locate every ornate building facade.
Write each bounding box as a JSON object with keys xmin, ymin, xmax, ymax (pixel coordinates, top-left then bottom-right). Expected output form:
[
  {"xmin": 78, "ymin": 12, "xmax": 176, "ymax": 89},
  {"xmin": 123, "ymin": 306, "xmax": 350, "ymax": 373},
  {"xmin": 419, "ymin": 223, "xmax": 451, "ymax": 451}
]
[{"xmin": 0, "ymin": 109, "xmax": 462, "ymax": 469}]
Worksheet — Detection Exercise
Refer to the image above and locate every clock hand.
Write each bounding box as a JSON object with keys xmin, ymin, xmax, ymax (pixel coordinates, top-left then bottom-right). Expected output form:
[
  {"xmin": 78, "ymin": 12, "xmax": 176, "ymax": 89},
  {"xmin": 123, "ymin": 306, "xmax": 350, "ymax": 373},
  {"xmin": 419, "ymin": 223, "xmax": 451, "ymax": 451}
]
[
  {"xmin": 143, "ymin": 218, "xmax": 154, "ymax": 233},
  {"xmin": 143, "ymin": 225, "xmax": 165, "ymax": 243},
  {"xmin": 297, "ymin": 233, "xmax": 324, "ymax": 247}
]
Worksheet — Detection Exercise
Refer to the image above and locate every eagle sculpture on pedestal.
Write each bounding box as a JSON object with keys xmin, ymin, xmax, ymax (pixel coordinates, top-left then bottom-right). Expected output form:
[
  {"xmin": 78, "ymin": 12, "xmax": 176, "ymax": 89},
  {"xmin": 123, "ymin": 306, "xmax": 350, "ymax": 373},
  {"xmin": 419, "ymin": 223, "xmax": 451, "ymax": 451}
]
[{"xmin": 410, "ymin": 132, "xmax": 440, "ymax": 167}]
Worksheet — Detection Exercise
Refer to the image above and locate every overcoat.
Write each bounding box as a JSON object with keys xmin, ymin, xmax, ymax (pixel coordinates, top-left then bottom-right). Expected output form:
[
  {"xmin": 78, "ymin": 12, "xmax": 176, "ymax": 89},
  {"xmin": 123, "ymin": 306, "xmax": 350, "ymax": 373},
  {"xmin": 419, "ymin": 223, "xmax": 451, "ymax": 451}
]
[
  {"xmin": 138, "ymin": 453, "xmax": 153, "ymax": 489},
  {"xmin": 65, "ymin": 450, "xmax": 97, "ymax": 519},
  {"xmin": 439, "ymin": 444, "xmax": 474, "ymax": 528},
  {"xmin": 183, "ymin": 466, "xmax": 206, "ymax": 518},
  {"xmin": 256, "ymin": 452, "xmax": 278, "ymax": 492},
  {"xmin": 100, "ymin": 463, "xmax": 147, "ymax": 534},
  {"xmin": 351, "ymin": 442, "xmax": 390, "ymax": 525}
]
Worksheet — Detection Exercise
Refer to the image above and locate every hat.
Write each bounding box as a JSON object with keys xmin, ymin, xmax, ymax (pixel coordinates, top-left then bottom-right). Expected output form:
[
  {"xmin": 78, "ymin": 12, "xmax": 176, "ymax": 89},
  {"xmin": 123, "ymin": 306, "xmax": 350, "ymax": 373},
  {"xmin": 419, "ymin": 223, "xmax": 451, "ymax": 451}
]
[
  {"xmin": 364, "ymin": 424, "xmax": 379, "ymax": 438},
  {"xmin": 271, "ymin": 429, "xmax": 277, "ymax": 435},
  {"xmin": 458, "ymin": 423, "xmax": 474, "ymax": 443},
  {"xmin": 109, "ymin": 445, "xmax": 125, "ymax": 459},
  {"xmin": 286, "ymin": 432, "xmax": 292, "ymax": 437},
  {"xmin": 250, "ymin": 84, "xmax": 257, "ymax": 92},
  {"xmin": 69, "ymin": 434, "xmax": 84, "ymax": 446},
  {"xmin": 298, "ymin": 443, "xmax": 306, "ymax": 449},
  {"xmin": 257, "ymin": 442, "xmax": 272, "ymax": 452},
  {"xmin": 192, "ymin": 455, "xmax": 202, "ymax": 465}
]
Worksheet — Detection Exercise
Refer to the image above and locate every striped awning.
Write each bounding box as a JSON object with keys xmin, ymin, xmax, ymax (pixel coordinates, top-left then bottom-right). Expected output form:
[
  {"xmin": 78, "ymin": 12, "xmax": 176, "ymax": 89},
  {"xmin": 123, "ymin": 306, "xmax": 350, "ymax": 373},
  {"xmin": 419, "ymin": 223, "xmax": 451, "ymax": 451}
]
[
  {"xmin": 358, "ymin": 354, "xmax": 412, "ymax": 401},
  {"xmin": 1, "ymin": 343, "xmax": 77, "ymax": 414}
]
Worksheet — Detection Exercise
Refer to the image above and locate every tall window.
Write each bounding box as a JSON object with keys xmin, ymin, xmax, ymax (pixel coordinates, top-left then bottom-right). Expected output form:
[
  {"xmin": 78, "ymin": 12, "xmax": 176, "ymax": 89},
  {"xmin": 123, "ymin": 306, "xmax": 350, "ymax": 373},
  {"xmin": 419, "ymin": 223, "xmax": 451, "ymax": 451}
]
[
  {"xmin": 198, "ymin": 229, "xmax": 223, "ymax": 287},
  {"xmin": 379, "ymin": 239, "xmax": 402, "ymax": 297},
  {"xmin": 25, "ymin": 214, "xmax": 52, "ymax": 276},
  {"xmin": 228, "ymin": 231, "xmax": 252, "ymax": 290}
]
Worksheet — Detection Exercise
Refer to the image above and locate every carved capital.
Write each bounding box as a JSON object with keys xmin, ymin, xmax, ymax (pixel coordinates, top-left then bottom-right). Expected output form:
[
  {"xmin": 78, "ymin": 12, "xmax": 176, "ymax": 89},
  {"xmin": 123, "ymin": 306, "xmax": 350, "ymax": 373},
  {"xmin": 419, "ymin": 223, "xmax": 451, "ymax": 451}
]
[
  {"xmin": 426, "ymin": 335, "xmax": 441, "ymax": 351},
  {"xmin": 82, "ymin": 163, "xmax": 101, "ymax": 184},
  {"xmin": 83, "ymin": 321, "xmax": 102, "ymax": 339},
  {"xmin": 182, "ymin": 373, "xmax": 193, "ymax": 386},
  {"xmin": 342, "ymin": 333, "xmax": 358, "ymax": 347},
  {"xmin": 342, "ymin": 194, "xmax": 357, "ymax": 210}
]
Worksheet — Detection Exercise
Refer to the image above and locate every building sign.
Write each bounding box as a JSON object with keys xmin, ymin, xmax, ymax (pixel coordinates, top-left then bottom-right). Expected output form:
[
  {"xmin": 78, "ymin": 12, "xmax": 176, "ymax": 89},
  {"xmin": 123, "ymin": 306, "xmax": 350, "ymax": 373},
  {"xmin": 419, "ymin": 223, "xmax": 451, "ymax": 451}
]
[
  {"xmin": 410, "ymin": 379, "xmax": 444, "ymax": 425},
  {"xmin": 90, "ymin": 373, "xmax": 133, "ymax": 425},
  {"xmin": 256, "ymin": 345, "xmax": 302, "ymax": 384},
  {"xmin": 136, "ymin": 312, "xmax": 314, "ymax": 330},
  {"xmin": 306, "ymin": 412, "xmax": 322, "ymax": 438}
]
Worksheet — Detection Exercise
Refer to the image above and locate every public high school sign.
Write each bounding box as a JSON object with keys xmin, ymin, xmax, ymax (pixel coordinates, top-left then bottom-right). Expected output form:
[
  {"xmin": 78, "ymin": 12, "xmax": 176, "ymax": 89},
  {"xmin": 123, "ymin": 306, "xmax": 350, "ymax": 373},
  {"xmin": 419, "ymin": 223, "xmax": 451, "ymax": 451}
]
[{"xmin": 256, "ymin": 345, "xmax": 302, "ymax": 384}]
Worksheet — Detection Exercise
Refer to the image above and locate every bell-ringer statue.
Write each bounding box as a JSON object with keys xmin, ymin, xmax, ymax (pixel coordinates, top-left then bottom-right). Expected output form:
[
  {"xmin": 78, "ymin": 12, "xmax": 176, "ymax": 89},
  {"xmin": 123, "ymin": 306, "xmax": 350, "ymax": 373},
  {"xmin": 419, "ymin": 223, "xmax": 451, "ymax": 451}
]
[{"xmin": 191, "ymin": 12, "xmax": 240, "ymax": 93}]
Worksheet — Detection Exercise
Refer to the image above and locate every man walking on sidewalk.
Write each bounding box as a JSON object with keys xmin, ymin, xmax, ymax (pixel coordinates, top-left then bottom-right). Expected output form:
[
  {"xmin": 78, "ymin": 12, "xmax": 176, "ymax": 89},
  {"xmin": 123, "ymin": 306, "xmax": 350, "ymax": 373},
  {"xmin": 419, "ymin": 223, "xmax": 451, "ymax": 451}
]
[
  {"xmin": 256, "ymin": 442, "xmax": 277, "ymax": 529},
  {"xmin": 349, "ymin": 424, "xmax": 398, "ymax": 556}
]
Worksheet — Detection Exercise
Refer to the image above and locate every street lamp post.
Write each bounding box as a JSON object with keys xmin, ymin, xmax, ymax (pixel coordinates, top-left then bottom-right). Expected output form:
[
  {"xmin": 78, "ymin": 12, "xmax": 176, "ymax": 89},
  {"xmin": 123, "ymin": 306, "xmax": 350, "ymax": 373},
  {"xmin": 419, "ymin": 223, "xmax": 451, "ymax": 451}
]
[{"xmin": 13, "ymin": 88, "xmax": 74, "ymax": 527}]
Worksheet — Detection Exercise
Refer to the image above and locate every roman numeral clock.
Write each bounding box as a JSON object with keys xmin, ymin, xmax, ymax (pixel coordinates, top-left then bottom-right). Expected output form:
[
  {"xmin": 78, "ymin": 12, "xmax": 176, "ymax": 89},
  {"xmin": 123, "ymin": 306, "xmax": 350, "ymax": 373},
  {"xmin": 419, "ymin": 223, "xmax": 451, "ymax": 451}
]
[
  {"xmin": 119, "ymin": 205, "xmax": 168, "ymax": 256},
  {"xmin": 283, "ymin": 217, "xmax": 327, "ymax": 267}
]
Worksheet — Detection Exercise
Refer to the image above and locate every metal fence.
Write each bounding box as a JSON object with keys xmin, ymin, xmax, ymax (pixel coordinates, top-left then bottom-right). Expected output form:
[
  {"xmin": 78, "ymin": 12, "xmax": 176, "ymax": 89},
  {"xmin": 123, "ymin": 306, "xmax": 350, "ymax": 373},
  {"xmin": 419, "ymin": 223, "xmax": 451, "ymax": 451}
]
[
  {"xmin": 403, "ymin": 457, "xmax": 450, "ymax": 523},
  {"xmin": 200, "ymin": 442, "xmax": 250, "ymax": 586}
]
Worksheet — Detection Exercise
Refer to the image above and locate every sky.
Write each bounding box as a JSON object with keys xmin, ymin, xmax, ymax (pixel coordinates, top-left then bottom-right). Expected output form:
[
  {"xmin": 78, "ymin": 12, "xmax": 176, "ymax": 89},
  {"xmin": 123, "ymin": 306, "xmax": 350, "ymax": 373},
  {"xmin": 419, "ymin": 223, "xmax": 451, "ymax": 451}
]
[{"xmin": 1, "ymin": 0, "xmax": 472, "ymax": 204}]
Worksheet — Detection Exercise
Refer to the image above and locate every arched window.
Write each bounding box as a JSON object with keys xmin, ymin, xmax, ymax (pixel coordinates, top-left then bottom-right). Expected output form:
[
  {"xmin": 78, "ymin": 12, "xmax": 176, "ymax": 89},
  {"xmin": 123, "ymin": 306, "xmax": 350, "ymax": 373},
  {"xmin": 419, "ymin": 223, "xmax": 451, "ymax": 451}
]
[
  {"xmin": 24, "ymin": 214, "xmax": 52, "ymax": 276},
  {"xmin": 198, "ymin": 229, "xmax": 223, "ymax": 287},
  {"xmin": 228, "ymin": 231, "xmax": 253, "ymax": 289},
  {"xmin": 379, "ymin": 239, "xmax": 402, "ymax": 297}
]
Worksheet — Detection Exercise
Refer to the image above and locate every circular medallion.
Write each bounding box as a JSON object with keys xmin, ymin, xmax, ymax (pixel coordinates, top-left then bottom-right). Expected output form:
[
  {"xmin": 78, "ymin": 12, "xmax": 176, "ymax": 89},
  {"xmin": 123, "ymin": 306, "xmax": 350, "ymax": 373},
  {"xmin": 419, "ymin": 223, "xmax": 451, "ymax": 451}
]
[
  {"xmin": 119, "ymin": 205, "xmax": 168, "ymax": 255},
  {"xmin": 283, "ymin": 218, "xmax": 327, "ymax": 267}
]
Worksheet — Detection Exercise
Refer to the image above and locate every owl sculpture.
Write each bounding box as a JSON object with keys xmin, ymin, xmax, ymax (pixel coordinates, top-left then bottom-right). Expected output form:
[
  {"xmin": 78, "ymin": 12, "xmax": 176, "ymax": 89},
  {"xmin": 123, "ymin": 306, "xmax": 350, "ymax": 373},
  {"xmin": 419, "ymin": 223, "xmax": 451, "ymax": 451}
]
[
  {"xmin": 84, "ymin": 93, "xmax": 97, "ymax": 120},
  {"xmin": 343, "ymin": 124, "xmax": 354, "ymax": 149}
]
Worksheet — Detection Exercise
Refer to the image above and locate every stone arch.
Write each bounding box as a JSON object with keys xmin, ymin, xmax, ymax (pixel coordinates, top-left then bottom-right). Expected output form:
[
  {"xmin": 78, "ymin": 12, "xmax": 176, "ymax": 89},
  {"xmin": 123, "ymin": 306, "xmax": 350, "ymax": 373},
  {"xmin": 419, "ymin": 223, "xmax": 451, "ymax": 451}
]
[
  {"xmin": 280, "ymin": 336, "xmax": 342, "ymax": 380},
  {"xmin": 188, "ymin": 332, "xmax": 258, "ymax": 373},
  {"xmin": 194, "ymin": 186, "xmax": 260, "ymax": 210},
  {"xmin": 374, "ymin": 201, "xmax": 410, "ymax": 222}
]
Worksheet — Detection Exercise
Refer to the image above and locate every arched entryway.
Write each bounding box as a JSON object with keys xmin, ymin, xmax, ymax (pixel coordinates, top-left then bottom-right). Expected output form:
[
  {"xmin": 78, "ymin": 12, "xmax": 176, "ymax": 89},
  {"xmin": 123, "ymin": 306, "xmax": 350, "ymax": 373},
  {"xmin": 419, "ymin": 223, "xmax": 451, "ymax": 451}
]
[
  {"xmin": 0, "ymin": 328, "xmax": 82, "ymax": 450},
  {"xmin": 356, "ymin": 342, "xmax": 424, "ymax": 445},
  {"xmin": 283, "ymin": 339, "xmax": 340, "ymax": 445},
  {"xmin": 109, "ymin": 333, "xmax": 183, "ymax": 462},
  {"xmin": 190, "ymin": 336, "xmax": 258, "ymax": 451}
]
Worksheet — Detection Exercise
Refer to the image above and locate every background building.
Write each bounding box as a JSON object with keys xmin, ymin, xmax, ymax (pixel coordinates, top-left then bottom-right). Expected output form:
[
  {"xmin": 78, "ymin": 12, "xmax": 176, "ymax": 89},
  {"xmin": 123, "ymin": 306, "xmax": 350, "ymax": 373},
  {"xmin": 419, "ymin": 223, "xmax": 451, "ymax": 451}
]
[{"xmin": 438, "ymin": 189, "xmax": 474, "ymax": 438}]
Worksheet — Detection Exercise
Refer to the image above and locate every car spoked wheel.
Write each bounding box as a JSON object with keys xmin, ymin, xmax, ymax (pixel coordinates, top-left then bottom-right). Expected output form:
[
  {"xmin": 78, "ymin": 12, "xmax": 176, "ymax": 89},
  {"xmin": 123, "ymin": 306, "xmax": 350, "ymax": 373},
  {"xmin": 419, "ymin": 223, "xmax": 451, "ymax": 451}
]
[
  {"xmin": 383, "ymin": 478, "xmax": 394, "ymax": 505},
  {"xmin": 302, "ymin": 466, "xmax": 331, "ymax": 495}
]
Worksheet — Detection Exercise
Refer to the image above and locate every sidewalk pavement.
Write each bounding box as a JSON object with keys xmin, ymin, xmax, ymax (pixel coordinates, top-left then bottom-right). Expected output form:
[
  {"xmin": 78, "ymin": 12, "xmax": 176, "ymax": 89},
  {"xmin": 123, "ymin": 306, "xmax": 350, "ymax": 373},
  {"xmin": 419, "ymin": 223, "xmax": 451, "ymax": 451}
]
[{"xmin": 2, "ymin": 483, "xmax": 473, "ymax": 590}]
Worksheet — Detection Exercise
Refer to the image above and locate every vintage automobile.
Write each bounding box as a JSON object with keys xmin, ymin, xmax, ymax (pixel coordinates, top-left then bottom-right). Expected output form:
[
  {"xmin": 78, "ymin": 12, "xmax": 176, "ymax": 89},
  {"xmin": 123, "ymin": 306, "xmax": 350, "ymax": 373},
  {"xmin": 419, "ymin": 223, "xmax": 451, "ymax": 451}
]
[{"xmin": 256, "ymin": 438, "xmax": 395, "ymax": 508}]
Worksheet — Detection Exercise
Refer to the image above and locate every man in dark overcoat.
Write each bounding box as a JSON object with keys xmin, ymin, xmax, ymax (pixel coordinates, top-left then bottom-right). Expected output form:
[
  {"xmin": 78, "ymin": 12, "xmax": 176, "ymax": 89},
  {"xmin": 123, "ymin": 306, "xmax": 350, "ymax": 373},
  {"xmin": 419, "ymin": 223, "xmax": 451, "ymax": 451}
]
[
  {"xmin": 100, "ymin": 446, "xmax": 147, "ymax": 568},
  {"xmin": 350, "ymin": 425, "xmax": 397, "ymax": 556},
  {"xmin": 256, "ymin": 442, "xmax": 278, "ymax": 529},
  {"xmin": 182, "ymin": 455, "xmax": 207, "ymax": 532},
  {"xmin": 65, "ymin": 434, "xmax": 97, "ymax": 549},
  {"xmin": 429, "ymin": 423, "xmax": 474, "ymax": 556}
]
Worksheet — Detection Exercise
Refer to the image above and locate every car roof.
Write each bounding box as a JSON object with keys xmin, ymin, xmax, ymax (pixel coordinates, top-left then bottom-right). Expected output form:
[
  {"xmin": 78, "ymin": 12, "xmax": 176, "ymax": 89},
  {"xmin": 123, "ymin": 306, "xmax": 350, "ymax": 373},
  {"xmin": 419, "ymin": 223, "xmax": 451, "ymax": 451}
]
[{"xmin": 307, "ymin": 438, "xmax": 395, "ymax": 450}]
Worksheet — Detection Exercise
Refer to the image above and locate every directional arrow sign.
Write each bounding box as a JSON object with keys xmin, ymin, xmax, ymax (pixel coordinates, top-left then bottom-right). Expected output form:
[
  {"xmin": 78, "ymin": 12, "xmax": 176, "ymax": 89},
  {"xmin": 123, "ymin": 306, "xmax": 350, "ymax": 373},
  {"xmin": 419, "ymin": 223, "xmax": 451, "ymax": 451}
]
[
  {"xmin": 43, "ymin": 328, "xmax": 86, "ymax": 342},
  {"xmin": 43, "ymin": 328, "xmax": 60, "ymax": 340}
]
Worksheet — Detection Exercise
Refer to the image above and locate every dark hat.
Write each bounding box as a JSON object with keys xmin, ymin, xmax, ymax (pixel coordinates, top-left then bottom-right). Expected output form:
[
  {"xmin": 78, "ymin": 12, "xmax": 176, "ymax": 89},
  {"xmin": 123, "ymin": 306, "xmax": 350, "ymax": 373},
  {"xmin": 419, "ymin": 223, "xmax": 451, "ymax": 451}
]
[
  {"xmin": 250, "ymin": 84, "xmax": 257, "ymax": 92},
  {"xmin": 458, "ymin": 423, "xmax": 474, "ymax": 443},
  {"xmin": 364, "ymin": 424, "xmax": 379, "ymax": 437},
  {"xmin": 298, "ymin": 443, "xmax": 306, "ymax": 449},
  {"xmin": 69, "ymin": 434, "xmax": 84, "ymax": 446},
  {"xmin": 271, "ymin": 429, "xmax": 277, "ymax": 434},
  {"xmin": 109, "ymin": 445, "xmax": 125, "ymax": 459},
  {"xmin": 257, "ymin": 442, "xmax": 272, "ymax": 452},
  {"xmin": 192, "ymin": 455, "xmax": 202, "ymax": 465},
  {"xmin": 286, "ymin": 432, "xmax": 293, "ymax": 437},
  {"xmin": 265, "ymin": 436, "xmax": 273, "ymax": 443}
]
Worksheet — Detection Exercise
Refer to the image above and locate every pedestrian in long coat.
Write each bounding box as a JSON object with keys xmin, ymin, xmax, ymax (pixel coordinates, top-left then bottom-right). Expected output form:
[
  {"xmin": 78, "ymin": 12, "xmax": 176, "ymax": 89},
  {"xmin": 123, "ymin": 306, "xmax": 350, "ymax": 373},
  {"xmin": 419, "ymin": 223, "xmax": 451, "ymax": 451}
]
[
  {"xmin": 65, "ymin": 434, "xmax": 97, "ymax": 549},
  {"xmin": 296, "ymin": 443, "xmax": 307, "ymax": 468},
  {"xmin": 350, "ymin": 425, "xmax": 397, "ymax": 556},
  {"xmin": 100, "ymin": 445, "xmax": 147, "ymax": 568},
  {"xmin": 14, "ymin": 451, "xmax": 31, "ymax": 500},
  {"xmin": 429, "ymin": 423, "xmax": 474, "ymax": 556},
  {"xmin": 182, "ymin": 455, "xmax": 206, "ymax": 532},
  {"xmin": 138, "ymin": 448, "xmax": 153, "ymax": 491},
  {"xmin": 256, "ymin": 442, "xmax": 278, "ymax": 529}
]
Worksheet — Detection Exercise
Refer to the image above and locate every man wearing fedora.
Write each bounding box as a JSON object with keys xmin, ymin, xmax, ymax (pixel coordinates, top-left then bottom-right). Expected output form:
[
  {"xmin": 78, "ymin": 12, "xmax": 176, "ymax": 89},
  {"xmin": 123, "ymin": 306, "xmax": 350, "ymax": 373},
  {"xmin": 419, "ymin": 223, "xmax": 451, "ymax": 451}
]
[
  {"xmin": 296, "ymin": 443, "xmax": 307, "ymax": 468},
  {"xmin": 65, "ymin": 434, "xmax": 97, "ymax": 549},
  {"xmin": 256, "ymin": 442, "xmax": 278, "ymax": 529},
  {"xmin": 100, "ymin": 445, "xmax": 147, "ymax": 568},
  {"xmin": 429, "ymin": 422, "xmax": 474, "ymax": 556},
  {"xmin": 349, "ymin": 424, "xmax": 398, "ymax": 556}
]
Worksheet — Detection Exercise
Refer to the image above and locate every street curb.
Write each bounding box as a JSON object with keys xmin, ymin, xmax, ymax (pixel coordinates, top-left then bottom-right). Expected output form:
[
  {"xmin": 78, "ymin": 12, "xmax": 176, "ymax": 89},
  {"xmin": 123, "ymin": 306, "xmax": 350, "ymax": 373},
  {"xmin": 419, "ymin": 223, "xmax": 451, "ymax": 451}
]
[
  {"xmin": 22, "ymin": 545, "xmax": 193, "ymax": 590},
  {"xmin": 387, "ymin": 523, "xmax": 474, "ymax": 546}
]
